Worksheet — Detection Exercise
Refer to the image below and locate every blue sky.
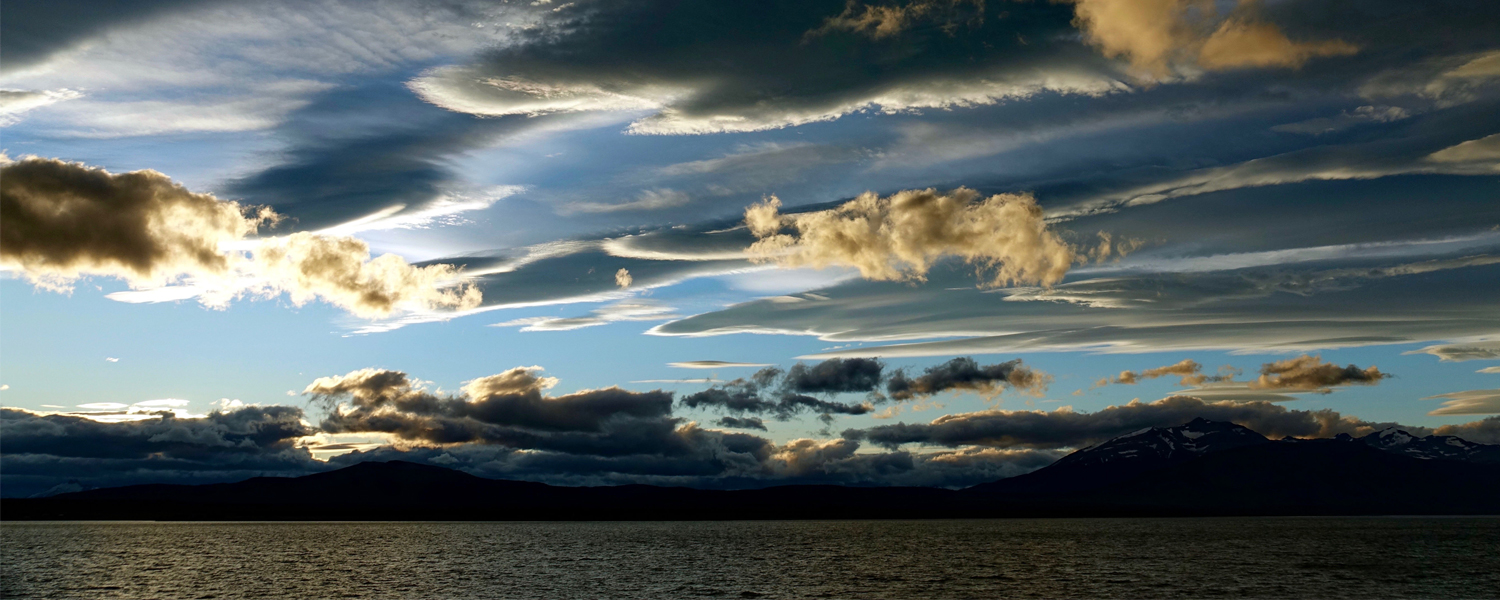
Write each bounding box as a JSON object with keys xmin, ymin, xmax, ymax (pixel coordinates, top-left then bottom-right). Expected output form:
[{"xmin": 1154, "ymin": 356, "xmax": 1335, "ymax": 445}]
[{"xmin": 2, "ymin": 0, "xmax": 1498, "ymax": 496}]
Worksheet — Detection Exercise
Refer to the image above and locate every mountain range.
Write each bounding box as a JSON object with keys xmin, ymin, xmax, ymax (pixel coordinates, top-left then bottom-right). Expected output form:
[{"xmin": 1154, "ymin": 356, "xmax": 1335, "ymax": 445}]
[{"xmin": 6, "ymin": 420, "xmax": 1498, "ymax": 520}]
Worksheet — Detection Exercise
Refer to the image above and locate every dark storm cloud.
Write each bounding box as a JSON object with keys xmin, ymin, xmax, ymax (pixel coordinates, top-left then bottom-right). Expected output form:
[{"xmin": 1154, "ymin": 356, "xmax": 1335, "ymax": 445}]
[
  {"xmin": 844, "ymin": 395, "xmax": 1431, "ymax": 450},
  {"xmin": 0, "ymin": 406, "xmax": 321, "ymax": 497},
  {"xmin": 405, "ymin": 0, "xmax": 1500, "ymax": 138},
  {"xmin": 886, "ymin": 357, "xmax": 1050, "ymax": 400},
  {"xmin": 409, "ymin": 0, "xmax": 1123, "ymax": 134}
]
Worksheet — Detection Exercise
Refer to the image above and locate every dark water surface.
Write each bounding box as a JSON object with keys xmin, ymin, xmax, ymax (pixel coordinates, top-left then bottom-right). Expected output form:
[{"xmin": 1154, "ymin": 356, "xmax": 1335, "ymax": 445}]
[{"xmin": 3, "ymin": 517, "xmax": 1498, "ymax": 599}]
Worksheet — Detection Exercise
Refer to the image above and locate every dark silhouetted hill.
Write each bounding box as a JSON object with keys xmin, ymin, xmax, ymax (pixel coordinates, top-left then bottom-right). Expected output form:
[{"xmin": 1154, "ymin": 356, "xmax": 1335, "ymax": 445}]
[{"xmin": 6, "ymin": 421, "xmax": 1499, "ymax": 520}]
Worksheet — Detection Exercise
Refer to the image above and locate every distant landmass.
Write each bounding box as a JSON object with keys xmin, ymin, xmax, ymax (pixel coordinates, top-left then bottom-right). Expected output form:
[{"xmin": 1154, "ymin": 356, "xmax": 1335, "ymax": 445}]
[{"xmin": 7, "ymin": 419, "xmax": 1499, "ymax": 520}]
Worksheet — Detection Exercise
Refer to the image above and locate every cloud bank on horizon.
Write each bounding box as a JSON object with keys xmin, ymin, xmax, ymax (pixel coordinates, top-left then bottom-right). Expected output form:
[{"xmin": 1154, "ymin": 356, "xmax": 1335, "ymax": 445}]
[
  {"xmin": 1, "ymin": 0, "xmax": 1498, "ymax": 494},
  {"xmin": 6, "ymin": 354, "xmax": 1498, "ymax": 497}
]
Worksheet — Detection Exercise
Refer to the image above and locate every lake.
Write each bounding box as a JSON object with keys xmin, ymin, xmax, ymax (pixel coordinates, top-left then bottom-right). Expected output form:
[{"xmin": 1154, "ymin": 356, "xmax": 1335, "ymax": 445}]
[{"xmin": 3, "ymin": 517, "xmax": 1498, "ymax": 599}]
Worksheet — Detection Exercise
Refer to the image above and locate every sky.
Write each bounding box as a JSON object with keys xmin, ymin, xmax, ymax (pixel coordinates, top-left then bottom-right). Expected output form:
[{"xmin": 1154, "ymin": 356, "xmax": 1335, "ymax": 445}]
[{"xmin": 1, "ymin": 0, "xmax": 1498, "ymax": 497}]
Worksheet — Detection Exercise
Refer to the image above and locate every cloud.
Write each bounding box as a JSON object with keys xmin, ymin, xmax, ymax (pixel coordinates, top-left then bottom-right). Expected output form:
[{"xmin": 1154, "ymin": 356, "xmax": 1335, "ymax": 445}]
[
  {"xmin": 1049, "ymin": 123, "xmax": 1500, "ymax": 221},
  {"xmin": 656, "ymin": 250, "xmax": 1500, "ymax": 357},
  {"xmin": 678, "ymin": 356, "xmax": 1048, "ymax": 424},
  {"xmin": 1063, "ymin": 0, "xmax": 1357, "ymax": 76},
  {"xmin": 1425, "ymin": 389, "xmax": 1500, "ymax": 416},
  {"xmin": 0, "ymin": 89, "xmax": 82, "ymax": 125},
  {"xmin": 1271, "ymin": 105, "xmax": 1410, "ymax": 135},
  {"xmin": 225, "ymin": 81, "xmax": 553, "ymax": 233},
  {"xmin": 492, "ymin": 300, "xmax": 678, "ymax": 332},
  {"xmin": 1434, "ymin": 416, "xmax": 1500, "ymax": 445},
  {"xmin": 1362, "ymin": 50, "xmax": 1500, "ymax": 106},
  {"xmin": 681, "ymin": 386, "xmax": 875, "ymax": 424},
  {"xmin": 0, "ymin": 405, "xmax": 320, "ymax": 497},
  {"xmin": 1406, "ymin": 340, "xmax": 1500, "ymax": 362},
  {"xmin": 406, "ymin": 0, "xmax": 1125, "ymax": 134},
  {"xmin": 1, "ymin": 0, "xmax": 520, "ymax": 137},
  {"xmin": 845, "ymin": 394, "xmax": 1431, "ymax": 450},
  {"xmin": 565, "ymin": 189, "xmax": 691, "ymax": 214},
  {"xmin": 0, "ymin": 157, "xmax": 275, "ymax": 291},
  {"xmin": 1248, "ymin": 354, "xmax": 1389, "ymax": 393},
  {"xmin": 680, "ymin": 361, "xmax": 878, "ymax": 423},
  {"xmin": 310, "ymin": 366, "xmax": 689, "ymax": 454},
  {"xmin": 669, "ymin": 361, "xmax": 773, "ymax": 369},
  {"xmin": 781, "ymin": 358, "xmax": 886, "ymax": 394},
  {"xmin": 0, "ymin": 0, "xmax": 210, "ymax": 73},
  {"xmin": 615, "ymin": 268, "xmax": 633, "ymax": 288},
  {"xmin": 1, "ymin": 157, "xmax": 482, "ymax": 318},
  {"xmin": 746, "ymin": 188, "xmax": 1076, "ymax": 288},
  {"xmin": 1099, "ymin": 359, "xmax": 1233, "ymax": 387},
  {"xmin": 806, "ymin": 0, "xmax": 985, "ymax": 40},
  {"xmin": 886, "ymin": 357, "xmax": 1051, "ymax": 400},
  {"xmin": 1479, "ymin": 367, "xmax": 1500, "ymax": 374},
  {"xmin": 1427, "ymin": 133, "xmax": 1500, "ymax": 163},
  {"xmin": 714, "ymin": 417, "xmax": 768, "ymax": 431},
  {"xmin": 249, "ymin": 232, "xmax": 482, "ymax": 318}
]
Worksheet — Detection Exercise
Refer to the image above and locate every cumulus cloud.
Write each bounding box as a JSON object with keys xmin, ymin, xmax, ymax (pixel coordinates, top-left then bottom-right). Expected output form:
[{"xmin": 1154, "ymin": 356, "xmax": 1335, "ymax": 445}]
[
  {"xmin": 249, "ymin": 232, "xmax": 482, "ymax": 318},
  {"xmin": 845, "ymin": 395, "xmax": 1431, "ymax": 450},
  {"xmin": 746, "ymin": 188, "xmax": 1075, "ymax": 288},
  {"xmin": 1, "ymin": 157, "xmax": 276, "ymax": 291},
  {"xmin": 0, "ymin": 405, "xmax": 320, "ymax": 497},
  {"xmin": 781, "ymin": 358, "xmax": 886, "ymax": 395},
  {"xmin": 1434, "ymin": 416, "xmax": 1500, "ymax": 445},
  {"xmin": 886, "ymin": 357, "xmax": 1051, "ymax": 400},
  {"xmin": 1425, "ymin": 389, "xmax": 1500, "ymax": 416},
  {"xmin": 1249, "ymin": 354, "xmax": 1389, "ymax": 393},
  {"xmin": 615, "ymin": 268, "xmax": 633, "ymax": 288},
  {"xmin": 1063, "ymin": 0, "xmax": 1357, "ymax": 76},
  {"xmin": 0, "ymin": 157, "xmax": 481, "ymax": 318},
  {"xmin": 1098, "ymin": 359, "xmax": 1234, "ymax": 387},
  {"xmin": 309, "ymin": 366, "xmax": 690, "ymax": 454}
]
